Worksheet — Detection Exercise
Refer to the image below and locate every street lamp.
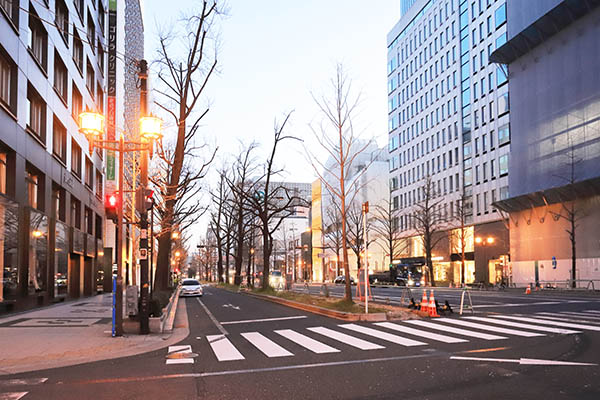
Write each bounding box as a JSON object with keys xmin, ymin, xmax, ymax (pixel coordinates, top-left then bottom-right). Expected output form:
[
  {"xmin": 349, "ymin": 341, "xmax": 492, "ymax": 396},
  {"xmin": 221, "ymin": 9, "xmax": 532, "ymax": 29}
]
[
  {"xmin": 78, "ymin": 61, "xmax": 162, "ymax": 336},
  {"xmin": 475, "ymin": 236, "xmax": 495, "ymax": 284}
]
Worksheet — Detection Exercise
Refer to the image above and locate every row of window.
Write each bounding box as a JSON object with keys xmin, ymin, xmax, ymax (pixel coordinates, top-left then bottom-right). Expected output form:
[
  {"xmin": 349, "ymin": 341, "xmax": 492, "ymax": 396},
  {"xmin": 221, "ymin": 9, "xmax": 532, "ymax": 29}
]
[{"xmin": 464, "ymin": 153, "xmax": 508, "ymax": 187}]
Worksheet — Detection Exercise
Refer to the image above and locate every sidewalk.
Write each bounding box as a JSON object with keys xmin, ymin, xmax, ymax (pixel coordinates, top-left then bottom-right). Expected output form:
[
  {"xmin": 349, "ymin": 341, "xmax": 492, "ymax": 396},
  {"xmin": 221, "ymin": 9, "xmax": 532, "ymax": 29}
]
[{"xmin": 0, "ymin": 293, "xmax": 189, "ymax": 375}]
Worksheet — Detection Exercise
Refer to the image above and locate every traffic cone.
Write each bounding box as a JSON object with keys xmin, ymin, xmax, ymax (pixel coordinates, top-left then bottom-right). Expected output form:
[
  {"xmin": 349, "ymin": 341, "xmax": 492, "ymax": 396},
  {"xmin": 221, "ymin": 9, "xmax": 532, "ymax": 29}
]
[
  {"xmin": 420, "ymin": 290, "xmax": 429, "ymax": 313},
  {"xmin": 429, "ymin": 290, "xmax": 440, "ymax": 317},
  {"xmin": 525, "ymin": 286, "xmax": 531, "ymax": 295}
]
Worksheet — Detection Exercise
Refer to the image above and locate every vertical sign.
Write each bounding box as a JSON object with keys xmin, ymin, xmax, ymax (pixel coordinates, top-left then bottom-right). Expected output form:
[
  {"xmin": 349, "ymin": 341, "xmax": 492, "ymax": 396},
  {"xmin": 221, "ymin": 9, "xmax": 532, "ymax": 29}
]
[{"xmin": 106, "ymin": 0, "xmax": 117, "ymax": 187}]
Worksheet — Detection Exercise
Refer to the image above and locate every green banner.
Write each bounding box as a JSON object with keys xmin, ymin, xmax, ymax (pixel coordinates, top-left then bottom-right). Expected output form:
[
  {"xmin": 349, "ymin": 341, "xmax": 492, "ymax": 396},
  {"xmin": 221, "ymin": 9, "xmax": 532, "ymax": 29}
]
[
  {"xmin": 107, "ymin": 151, "xmax": 115, "ymax": 180},
  {"xmin": 109, "ymin": 0, "xmax": 117, "ymax": 11}
]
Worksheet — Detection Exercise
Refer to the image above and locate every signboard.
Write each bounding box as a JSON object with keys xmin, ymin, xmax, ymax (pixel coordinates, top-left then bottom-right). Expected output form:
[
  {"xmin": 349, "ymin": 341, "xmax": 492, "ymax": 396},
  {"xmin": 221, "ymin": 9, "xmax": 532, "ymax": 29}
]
[
  {"xmin": 106, "ymin": 0, "xmax": 117, "ymax": 185},
  {"xmin": 139, "ymin": 248, "xmax": 148, "ymax": 260},
  {"xmin": 552, "ymin": 256, "xmax": 557, "ymax": 269}
]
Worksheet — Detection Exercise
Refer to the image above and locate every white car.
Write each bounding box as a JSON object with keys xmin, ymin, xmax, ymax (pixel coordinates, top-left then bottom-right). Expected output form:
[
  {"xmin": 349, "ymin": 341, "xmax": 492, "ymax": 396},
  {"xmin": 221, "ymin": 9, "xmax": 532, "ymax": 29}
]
[{"xmin": 180, "ymin": 279, "xmax": 203, "ymax": 297}]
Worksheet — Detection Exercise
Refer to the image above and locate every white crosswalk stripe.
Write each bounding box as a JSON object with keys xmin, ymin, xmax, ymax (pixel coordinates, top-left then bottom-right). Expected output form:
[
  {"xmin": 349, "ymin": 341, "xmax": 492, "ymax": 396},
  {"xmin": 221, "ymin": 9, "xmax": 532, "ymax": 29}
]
[
  {"xmin": 583, "ymin": 310, "xmax": 600, "ymax": 314},
  {"xmin": 0, "ymin": 392, "xmax": 29, "ymax": 400},
  {"xmin": 534, "ymin": 313, "xmax": 600, "ymax": 324},
  {"xmin": 558, "ymin": 311, "xmax": 600, "ymax": 319},
  {"xmin": 241, "ymin": 332, "xmax": 294, "ymax": 358},
  {"xmin": 436, "ymin": 318, "xmax": 545, "ymax": 337},
  {"xmin": 339, "ymin": 324, "xmax": 428, "ymax": 346},
  {"xmin": 492, "ymin": 315, "xmax": 600, "ymax": 331},
  {"xmin": 207, "ymin": 334, "xmax": 245, "ymax": 361},
  {"xmin": 274, "ymin": 329, "xmax": 340, "ymax": 354},
  {"xmin": 374, "ymin": 322, "xmax": 468, "ymax": 343},
  {"xmin": 465, "ymin": 316, "xmax": 581, "ymax": 334},
  {"xmin": 307, "ymin": 327, "xmax": 385, "ymax": 350},
  {"xmin": 406, "ymin": 320, "xmax": 507, "ymax": 340}
]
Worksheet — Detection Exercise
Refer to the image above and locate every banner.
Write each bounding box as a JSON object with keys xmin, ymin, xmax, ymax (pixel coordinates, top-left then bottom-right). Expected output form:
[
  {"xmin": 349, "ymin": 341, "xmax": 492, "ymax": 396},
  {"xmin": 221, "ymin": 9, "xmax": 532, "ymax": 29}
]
[{"xmin": 106, "ymin": 0, "xmax": 117, "ymax": 188}]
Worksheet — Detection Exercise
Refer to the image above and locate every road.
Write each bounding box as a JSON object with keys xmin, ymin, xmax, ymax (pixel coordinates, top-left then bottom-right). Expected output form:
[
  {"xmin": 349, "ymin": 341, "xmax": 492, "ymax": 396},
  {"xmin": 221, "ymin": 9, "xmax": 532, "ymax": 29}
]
[{"xmin": 2, "ymin": 286, "xmax": 600, "ymax": 399}]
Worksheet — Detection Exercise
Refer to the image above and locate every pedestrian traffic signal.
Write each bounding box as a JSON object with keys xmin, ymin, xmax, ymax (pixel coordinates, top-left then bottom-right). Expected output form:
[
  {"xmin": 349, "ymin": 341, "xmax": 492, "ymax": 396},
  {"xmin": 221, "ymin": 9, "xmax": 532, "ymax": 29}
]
[
  {"xmin": 136, "ymin": 187, "xmax": 154, "ymax": 212},
  {"xmin": 105, "ymin": 193, "xmax": 119, "ymax": 221}
]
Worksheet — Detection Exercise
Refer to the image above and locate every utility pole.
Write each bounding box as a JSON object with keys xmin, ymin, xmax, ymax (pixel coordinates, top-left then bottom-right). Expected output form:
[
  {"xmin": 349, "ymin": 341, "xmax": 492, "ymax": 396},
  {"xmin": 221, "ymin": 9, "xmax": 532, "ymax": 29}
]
[
  {"xmin": 362, "ymin": 201, "xmax": 369, "ymax": 314},
  {"xmin": 138, "ymin": 60, "xmax": 150, "ymax": 334}
]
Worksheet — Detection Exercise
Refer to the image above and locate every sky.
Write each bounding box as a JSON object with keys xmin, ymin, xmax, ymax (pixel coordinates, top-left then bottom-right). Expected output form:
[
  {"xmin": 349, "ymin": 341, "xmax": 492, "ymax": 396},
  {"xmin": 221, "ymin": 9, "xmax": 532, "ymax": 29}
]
[{"xmin": 142, "ymin": 0, "xmax": 401, "ymax": 236}]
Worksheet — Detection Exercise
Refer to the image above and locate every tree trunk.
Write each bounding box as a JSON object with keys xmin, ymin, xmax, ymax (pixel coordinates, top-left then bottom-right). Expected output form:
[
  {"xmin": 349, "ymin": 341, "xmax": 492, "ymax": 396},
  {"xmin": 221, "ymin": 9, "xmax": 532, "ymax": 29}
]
[
  {"xmin": 571, "ymin": 212, "xmax": 576, "ymax": 289},
  {"xmin": 262, "ymin": 229, "xmax": 271, "ymax": 289},
  {"xmin": 216, "ymin": 237, "xmax": 224, "ymax": 283},
  {"xmin": 154, "ymin": 232, "xmax": 172, "ymax": 291}
]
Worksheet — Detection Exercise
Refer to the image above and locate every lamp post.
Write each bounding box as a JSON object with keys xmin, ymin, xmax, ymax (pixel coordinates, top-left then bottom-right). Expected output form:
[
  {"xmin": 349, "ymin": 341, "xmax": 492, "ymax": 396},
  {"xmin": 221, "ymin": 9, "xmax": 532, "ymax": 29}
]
[{"xmin": 78, "ymin": 60, "xmax": 162, "ymax": 336}]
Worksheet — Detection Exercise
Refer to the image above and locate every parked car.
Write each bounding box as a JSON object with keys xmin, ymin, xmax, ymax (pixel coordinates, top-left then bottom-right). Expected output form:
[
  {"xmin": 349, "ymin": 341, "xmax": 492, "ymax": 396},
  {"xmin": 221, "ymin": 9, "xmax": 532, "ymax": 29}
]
[
  {"xmin": 333, "ymin": 275, "xmax": 356, "ymax": 285},
  {"xmin": 179, "ymin": 279, "xmax": 203, "ymax": 297}
]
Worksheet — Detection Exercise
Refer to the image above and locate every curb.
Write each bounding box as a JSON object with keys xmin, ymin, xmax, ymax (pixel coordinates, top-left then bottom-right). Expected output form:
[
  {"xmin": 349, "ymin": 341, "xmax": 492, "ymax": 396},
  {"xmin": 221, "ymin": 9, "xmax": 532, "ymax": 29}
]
[
  {"xmin": 160, "ymin": 286, "xmax": 181, "ymax": 333},
  {"xmin": 244, "ymin": 292, "xmax": 388, "ymax": 321}
]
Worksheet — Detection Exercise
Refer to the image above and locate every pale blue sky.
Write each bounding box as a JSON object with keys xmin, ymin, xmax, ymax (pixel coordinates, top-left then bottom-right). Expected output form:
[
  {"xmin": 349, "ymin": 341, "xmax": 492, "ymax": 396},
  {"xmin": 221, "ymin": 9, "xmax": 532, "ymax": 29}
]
[{"xmin": 144, "ymin": 0, "xmax": 401, "ymax": 184}]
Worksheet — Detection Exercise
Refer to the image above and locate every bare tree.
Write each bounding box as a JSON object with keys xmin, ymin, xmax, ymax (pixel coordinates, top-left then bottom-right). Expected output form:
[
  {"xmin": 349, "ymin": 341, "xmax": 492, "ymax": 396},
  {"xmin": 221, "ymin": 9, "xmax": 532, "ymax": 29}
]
[
  {"xmin": 450, "ymin": 191, "xmax": 471, "ymax": 286},
  {"xmin": 372, "ymin": 194, "xmax": 409, "ymax": 273},
  {"xmin": 246, "ymin": 113, "xmax": 304, "ymax": 289},
  {"xmin": 412, "ymin": 175, "xmax": 446, "ymax": 287},
  {"xmin": 209, "ymin": 169, "xmax": 230, "ymax": 282},
  {"xmin": 550, "ymin": 140, "xmax": 586, "ymax": 288},
  {"xmin": 345, "ymin": 202, "xmax": 376, "ymax": 272},
  {"xmin": 306, "ymin": 64, "xmax": 375, "ymax": 302},
  {"xmin": 323, "ymin": 200, "xmax": 343, "ymax": 277},
  {"xmin": 151, "ymin": 2, "xmax": 222, "ymax": 291}
]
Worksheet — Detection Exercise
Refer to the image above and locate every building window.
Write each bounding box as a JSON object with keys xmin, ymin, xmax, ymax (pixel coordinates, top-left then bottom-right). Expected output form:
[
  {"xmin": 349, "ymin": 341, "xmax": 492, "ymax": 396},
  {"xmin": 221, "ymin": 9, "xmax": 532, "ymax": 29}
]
[
  {"xmin": 71, "ymin": 139, "xmax": 82, "ymax": 178},
  {"xmin": 87, "ymin": 11, "xmax": 96, "ymax": 54},
  {"xmin": 95, "ymin": 169, "xmax": 103, "ymax": 198},
  {"xmin": 74, "ymin": 0, "xmax": 84, "ymax": 20},
  {"xmin": 495, "ymin": 3, "xmax": 506, "ymax": 28},
  {"xmin": 52, "ymin": 183, "xmax": 66, "ymax": 221},
  {"xmin": 490, "ymin": 159, "xmax": 495, "ymax": 178},
  {"xmin": 97, "ymin": 37, "xmax": 105, "ymax": 73},
  {"xmin": 54, "ymin": 52, "xmax": 68, "ymax": 103},
  {"xmin": 71, "ymin": 196, "xmax": 81, "ymax": 229},
  {"xmin": 86, "ymin": 60, "xmax": 95, "ymax": 97},
  {"xmin": 96, "ymin": 83, "xmax": 104, "ymax": 112},
  {"xmin": 0, "ymin": 47, "xmax": 17, "ymax": 115},
  {"xmin": 52, "ymin": 116, "xmax": 67, "ymax": 163},
  {"xmin": 497, "ymin": 92, "xmax": 509, "ymax": 116},
  {"xmin": 483, "ymin": 191, "xmax": 488, "ymax": 213},
  {"xmin": 498, "ymin": 123, "xmax": 510, "ymax": 145},
  {"xmin": 0, "ymin": 0, "xmax": 19, "ymax": 28},
  {"xmin": 26, "ymin": 169, "xmax": 40, "ymax": 209},
  {"xmin": 98, "ymin": 1, "xmax": 106, "ymax": 34},
  {"xmin": 464, "ymin": 168, "xmax": 472, "ymax": 186},
  {"xmin": 499, "ymin": 154, "xmax": 508, "ymax": 176},
  {"xmin": 27, "ymin": 84, "xmax": 46, "ymax": 142},
  {"xmin": 72, "ymin": 85, "xmax": 82, "ymax": 121},
  {"xmin": 55, "ymin": 0, "xmax": 69, "ymax": 44},
  {"xmin": 28, "ymin": 6, "xmax": 48, "ymax": 71},
  {"xmin": 73, "ymin": 30, "xmax": 84, "ymax": 73},
  {"xmin": 496, "ymin": 65, "xmax": 508, "ymax": 86},
  {"xmin": 84, "ymin": 157, "xmax": 93, "ymax": 189}
]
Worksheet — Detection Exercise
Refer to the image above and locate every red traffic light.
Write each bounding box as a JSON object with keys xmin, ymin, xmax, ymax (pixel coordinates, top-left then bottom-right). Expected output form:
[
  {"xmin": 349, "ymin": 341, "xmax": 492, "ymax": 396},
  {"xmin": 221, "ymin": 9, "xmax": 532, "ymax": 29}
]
[{"xmin": 105, "ymin": 192, "xmax": 120, "ymax": 221}]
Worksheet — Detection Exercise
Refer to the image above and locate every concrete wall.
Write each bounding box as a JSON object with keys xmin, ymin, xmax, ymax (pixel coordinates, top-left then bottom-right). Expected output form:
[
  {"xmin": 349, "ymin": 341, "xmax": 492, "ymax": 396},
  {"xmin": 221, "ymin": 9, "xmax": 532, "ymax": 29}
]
[{"xmin": 506, "ymin": 0, "xmax": 562, "ymax": 40}]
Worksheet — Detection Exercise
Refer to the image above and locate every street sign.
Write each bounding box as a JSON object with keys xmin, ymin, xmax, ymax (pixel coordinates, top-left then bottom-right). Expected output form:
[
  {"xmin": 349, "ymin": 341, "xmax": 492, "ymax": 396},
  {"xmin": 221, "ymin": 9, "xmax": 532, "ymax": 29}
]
[
  {"xmin": 139, "ymin": 248, "xmax": 148, "ymax": 260},
  {"xmin": 552, "ymin": 256, "xmax": 557, "ymax": 269}
]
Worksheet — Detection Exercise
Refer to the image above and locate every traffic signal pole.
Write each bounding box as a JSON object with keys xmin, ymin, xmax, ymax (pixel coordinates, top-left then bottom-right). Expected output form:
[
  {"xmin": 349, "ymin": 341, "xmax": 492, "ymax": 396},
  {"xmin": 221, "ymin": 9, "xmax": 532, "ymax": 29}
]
[
  {"xmin": 115, "ymin": 134, "xmax": 124, "ymax": 336},
  {"xmin": 138, "ymin": 60, "xmax": 150, "ymax": 334}
]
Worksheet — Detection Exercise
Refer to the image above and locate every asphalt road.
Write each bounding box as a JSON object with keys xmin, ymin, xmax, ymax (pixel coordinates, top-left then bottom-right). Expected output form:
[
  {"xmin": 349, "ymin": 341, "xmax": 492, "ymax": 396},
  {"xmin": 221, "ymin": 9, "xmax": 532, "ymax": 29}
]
[{"xmin": 2, "ymin": 286, "xmax": 600, "ymax": 399}]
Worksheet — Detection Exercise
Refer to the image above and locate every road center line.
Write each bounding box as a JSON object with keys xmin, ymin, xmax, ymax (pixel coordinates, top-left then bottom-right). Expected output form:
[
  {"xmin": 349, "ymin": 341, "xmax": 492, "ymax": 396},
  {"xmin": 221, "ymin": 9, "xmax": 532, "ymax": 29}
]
[
  {"xmin": 197, "ymin": 298, "xmax": 228, "ymax": 335},
  {"xmin": 221, "ymin": 316, "xmax": 307, "ymax": 325}
]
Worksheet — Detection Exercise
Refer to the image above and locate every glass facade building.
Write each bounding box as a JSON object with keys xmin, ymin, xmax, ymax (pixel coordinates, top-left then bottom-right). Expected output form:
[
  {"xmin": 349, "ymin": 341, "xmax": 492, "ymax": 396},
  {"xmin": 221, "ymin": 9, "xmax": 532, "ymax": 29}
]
[{"xmin": 387, "ymin": 0, "xmax": 510, "ymax": 285}]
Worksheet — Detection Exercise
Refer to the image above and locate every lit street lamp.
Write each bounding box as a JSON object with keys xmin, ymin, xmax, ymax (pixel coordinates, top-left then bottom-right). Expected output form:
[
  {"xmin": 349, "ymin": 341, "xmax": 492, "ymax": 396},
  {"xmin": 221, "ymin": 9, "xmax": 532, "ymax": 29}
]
[{"xmin": 79, "ymin": 60, "xmax": 162, "ymax": 336}]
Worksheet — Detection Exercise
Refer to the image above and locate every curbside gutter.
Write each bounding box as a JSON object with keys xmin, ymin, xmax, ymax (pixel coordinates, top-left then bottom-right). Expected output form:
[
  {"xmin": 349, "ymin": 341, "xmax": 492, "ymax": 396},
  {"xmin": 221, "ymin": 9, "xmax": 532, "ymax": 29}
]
[{"xmin": 244, "ymin": 292, "xmax": 388, "ymax": 322}]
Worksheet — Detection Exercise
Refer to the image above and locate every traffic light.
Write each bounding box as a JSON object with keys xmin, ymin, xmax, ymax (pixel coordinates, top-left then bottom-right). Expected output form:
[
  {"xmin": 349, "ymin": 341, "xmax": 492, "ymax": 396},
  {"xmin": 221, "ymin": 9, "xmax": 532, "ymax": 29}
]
[
  {"xmin": 136, "ymin": 187, "xmax": 154, "ymax": 212},
  {"xmin": 105, "ymin": 192, "xmax": 119, "ymax": 221}
]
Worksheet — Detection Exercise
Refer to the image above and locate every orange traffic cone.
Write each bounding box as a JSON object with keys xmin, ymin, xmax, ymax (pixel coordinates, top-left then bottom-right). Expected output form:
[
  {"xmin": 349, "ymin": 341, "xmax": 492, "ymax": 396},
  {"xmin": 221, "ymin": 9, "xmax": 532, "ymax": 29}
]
[
  {"xmin": 420, "ymin": 290, "xmax": 429, "ymax": 313},
  {"xmin": 429, "ymin": 290, "xmax": 440, "ymax": 317},
  {"xmin": 525, "ymin": 286, "xmax": 531, "ymax": 295}
]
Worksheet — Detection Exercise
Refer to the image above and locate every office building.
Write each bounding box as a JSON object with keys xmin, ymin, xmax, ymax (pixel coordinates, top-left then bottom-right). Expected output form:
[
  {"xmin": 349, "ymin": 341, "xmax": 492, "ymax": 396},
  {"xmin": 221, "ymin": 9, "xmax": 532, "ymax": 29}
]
[
  {"xmin": 492, "ymin": 0, "xmax": 600, "ymax": 286},
  {"xmin": 387, "ymin": 0, "xmax": 511, "ymax": 286}
]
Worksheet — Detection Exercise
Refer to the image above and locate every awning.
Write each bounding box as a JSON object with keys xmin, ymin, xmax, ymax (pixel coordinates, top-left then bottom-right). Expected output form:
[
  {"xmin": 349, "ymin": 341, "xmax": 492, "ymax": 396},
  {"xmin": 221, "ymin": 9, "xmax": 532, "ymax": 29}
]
[{"xmin": 490, "ymin": 0, "xmax": 600, "ymax": 64}]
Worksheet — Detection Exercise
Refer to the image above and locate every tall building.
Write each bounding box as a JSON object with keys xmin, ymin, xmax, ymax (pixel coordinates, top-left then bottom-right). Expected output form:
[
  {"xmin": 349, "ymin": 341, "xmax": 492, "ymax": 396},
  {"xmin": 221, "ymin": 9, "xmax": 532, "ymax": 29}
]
[
  {"xmin": 492, "ymin": 0, "xmax": 600, "ymax": 286},
  {"xmin": 387, "ymin": 0, "xmax": 511, "ymax": 286},
  {"xmin": 0, "ymin": 0, "xmax": 106, "ymax": 310}
]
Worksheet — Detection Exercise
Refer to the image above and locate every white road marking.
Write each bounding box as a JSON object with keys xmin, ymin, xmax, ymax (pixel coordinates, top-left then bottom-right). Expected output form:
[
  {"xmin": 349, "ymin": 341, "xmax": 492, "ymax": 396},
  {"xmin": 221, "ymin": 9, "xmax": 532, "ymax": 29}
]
[
  {"xmin": 492, "ymin": 315, "xmax": 600, "ymax": 331},
  {"xmin": 533, "ymin": 313, "xmax": 600, "ymax": 324},
  {"xmin": 465, "ymin": 316, "xmax": 581, "ymax": 334},
  {"xmin": 0, "ymin": 378, "xmax": 48, "ymax": 386},
  {"xmin": 406, "ymin": 320, "xmax": 507, "ymax": 340},
  {"xmin": 0, "ymin": 392, "xmax": 29, "ymax": 400},
  {"xmin": 166, "ymin": 359, "xmax": 195, "ymax": 365},
  {"xmin": 584, "ymin": 310, "xmax": 600, "ymax": 314},
  {"xmin": 241, "ymin": 332, "xmax": 294, "ymax": 358},
  {"xmin": 472, "ymin": 301, "xmax": 562, "ymax": 308},
  {"xmin": 197, "ymin": 298, "xmax": 228, "ymax": 335},
  {"xmin": 206, "ymin": 334, "xmax": 245, "ymax": 361},
  {"xmin": 557, "ymin": 311, "xmax": 600, "ymax": 320},
  {"xmin": 274, "ymin": 329, "xmax": 340, "ymax": 354},
  {"xmin": 374, "ymin": 322, "xmax": 468, "ymax": 343},
  {"xmin": 436, "ymin": 318, "xmax": 545, "ymax": 337},
  {"xmin": 450, "ymin": 356, "xmax": 597, "ymax": 366},
  {"xmin": 168, "ymin": 345, "xmax": 192, "ymax": 353},
  {"xmin": 307, "ymin": 327, "xmax": 385, "ymax": 350},
  {"xmin": 221, "ymin": 316, "xmax": 307, "ymax": 325},
  {"xmin": 339, "ymin": 324, "xmax": 427, "ymax": 347}
]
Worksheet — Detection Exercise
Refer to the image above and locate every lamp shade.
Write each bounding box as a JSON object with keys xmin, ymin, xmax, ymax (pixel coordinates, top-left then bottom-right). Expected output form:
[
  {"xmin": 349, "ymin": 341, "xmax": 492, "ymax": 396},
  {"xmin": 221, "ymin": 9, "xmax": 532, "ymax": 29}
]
[
  {"xmin": 140, "ymin": 116, "xmax": 162, "ymax": 140},
  {"xmin": 79, "ymin": 111, "xmax": 105, "ymax": 138}
]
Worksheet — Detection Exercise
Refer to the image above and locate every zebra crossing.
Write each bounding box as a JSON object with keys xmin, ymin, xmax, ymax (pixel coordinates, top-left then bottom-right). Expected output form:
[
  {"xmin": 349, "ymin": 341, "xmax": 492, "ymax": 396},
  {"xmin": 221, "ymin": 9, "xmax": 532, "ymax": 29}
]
[
  {"xmin": 166, "ymin": 309, "xmax": 600, "ymax": 365},
  {"xmin": 0, "ymin": 378, "xmax": 48, "ymax": 400}
]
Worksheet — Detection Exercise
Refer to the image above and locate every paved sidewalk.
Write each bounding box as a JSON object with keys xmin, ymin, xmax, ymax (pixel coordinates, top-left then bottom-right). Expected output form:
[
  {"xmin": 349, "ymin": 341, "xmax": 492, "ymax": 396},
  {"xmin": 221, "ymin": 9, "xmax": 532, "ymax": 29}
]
[{"xmin": 0, "ymin": 293, "xmax": 189, "ymax": 375}]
